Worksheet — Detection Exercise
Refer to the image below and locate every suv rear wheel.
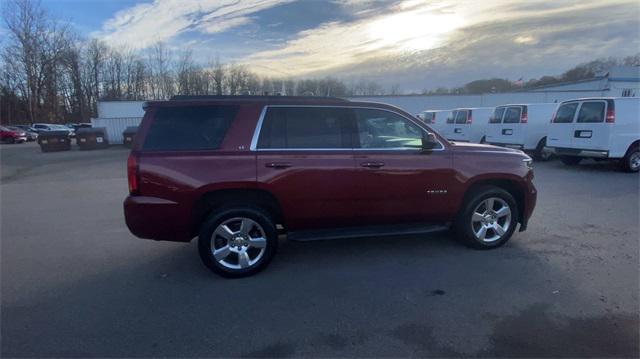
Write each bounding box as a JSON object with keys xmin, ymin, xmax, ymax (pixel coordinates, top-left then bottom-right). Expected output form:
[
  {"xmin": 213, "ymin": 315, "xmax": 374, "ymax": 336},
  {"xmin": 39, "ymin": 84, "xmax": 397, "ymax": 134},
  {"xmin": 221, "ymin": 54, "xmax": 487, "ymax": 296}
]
[
  {"xmin": 198, "ymin": 206, "xmax": 277, "ymax": 278},
  {"xmin": 455, "ymin": 186, "xmax": 519, "ymax": 249}
]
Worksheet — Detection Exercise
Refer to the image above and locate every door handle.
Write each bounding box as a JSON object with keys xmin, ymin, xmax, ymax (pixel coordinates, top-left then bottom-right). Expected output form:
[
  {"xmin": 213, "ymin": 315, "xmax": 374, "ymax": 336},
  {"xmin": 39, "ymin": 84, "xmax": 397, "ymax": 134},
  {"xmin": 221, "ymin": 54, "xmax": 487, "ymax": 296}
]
[
  {"xmin": 265, "ymin": 162, "xmax": 292, "ymax": 169},
  {"xmin": 360, "ymin": 161, "xmax": 385, "ymax": 168},
  {"xmin": 454, "ymin": 128, "xmax": 462, "ymax": 133},
  {"xmin": 574, "ymin": 130, "xmax": 592, "ymax": 138},
  {"xmin": 502, "ymin": 129, "xmax": 513, "ymax": 135}
]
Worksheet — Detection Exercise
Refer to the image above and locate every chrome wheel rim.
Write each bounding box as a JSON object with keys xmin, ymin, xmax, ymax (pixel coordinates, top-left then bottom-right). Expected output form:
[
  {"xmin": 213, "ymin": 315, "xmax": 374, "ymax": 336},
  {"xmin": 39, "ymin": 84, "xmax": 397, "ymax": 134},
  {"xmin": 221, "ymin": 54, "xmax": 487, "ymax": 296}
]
[
  {"xmin": 471, "ymin": 197, "xmax": 511, "ymax": 243},
  {"xmin": 211, "ymin": 217, "xmax": 267, "ymax": 270},
  {"xmin": 630, "ymin": 151, "xmax": 640, "ymax": 171}
]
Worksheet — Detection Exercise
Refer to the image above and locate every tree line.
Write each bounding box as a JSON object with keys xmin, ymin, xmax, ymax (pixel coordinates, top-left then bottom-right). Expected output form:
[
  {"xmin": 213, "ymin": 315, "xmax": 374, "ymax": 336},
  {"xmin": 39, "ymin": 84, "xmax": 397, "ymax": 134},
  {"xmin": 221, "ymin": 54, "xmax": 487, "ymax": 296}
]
[
  {"xmin": 423, "ymin": 55, "xmax": 640, "ymax": 95},
  {"xmin": 0, "ymin": 0, "xmax": 388, "ymax": 125}
]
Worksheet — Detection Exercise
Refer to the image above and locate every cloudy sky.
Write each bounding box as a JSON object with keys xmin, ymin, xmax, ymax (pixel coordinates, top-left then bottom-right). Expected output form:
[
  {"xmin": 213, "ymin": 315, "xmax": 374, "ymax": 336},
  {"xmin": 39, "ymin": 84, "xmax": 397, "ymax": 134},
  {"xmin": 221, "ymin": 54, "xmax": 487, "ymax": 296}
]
[{"xmin": 40, "ymin": 0, "xmax": 640, "ymax": 92}]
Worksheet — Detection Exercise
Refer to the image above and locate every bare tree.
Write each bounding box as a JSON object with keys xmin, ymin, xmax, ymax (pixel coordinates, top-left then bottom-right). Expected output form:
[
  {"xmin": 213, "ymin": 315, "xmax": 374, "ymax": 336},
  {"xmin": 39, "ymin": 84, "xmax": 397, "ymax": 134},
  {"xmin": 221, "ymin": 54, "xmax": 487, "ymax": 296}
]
[
  {"xmin": 147, "ymin": 42, "xmax": 173, "ymax": 99},
  {"xmin": 2, "ymin": 0, "xmax": 71, "ymax": 122},
  {"xmin": 211, "ymin": 57, "xmax": 226, "ymax": 95}
]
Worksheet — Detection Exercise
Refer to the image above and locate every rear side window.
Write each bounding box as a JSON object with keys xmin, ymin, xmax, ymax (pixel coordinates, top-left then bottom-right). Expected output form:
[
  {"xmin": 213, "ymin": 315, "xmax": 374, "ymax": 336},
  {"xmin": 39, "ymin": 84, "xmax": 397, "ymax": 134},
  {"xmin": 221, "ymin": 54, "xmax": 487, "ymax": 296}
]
[
  {"xmin": 257, "ymin": 107, "xmax": 351, "ymax": 149},
  {"xmin": 143, "ymin": 106, "xmax": 237, "ymax": 151},
  {"xmin": 490, "ymin": 107, "xmax": 506, "ymax": 123},
  {"xmin": 455, "ymin": 110, "xmax": 468, "ymax": 124},
  {"xmin": 554, "ymin": 102, "xmax": 578, "ymax": 123},
  {"xmin": 577, "ymin": 102, "xmax": 605, "ymax": 123},
  {"xmin": 423, "ymin": 112, "xmax": 435, "ymax": 123},
  {"xmin": 446, "ymin": 111, "xmax": 456, "ymax": 124},
  {"xmin": 503, "ymin": 107, "xmax": 522, "ymax": 124}
]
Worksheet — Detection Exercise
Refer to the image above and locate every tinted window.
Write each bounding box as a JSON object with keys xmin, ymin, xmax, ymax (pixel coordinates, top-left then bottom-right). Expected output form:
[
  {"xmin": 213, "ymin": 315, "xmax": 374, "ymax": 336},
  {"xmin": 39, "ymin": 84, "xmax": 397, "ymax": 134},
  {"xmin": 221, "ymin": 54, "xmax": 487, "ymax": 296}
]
[
  {"xmin": 446, "ymin": 111, "xmax": 455, "ymax": 124},
  {"xmin": 257, "ymin": 107, "xmax": 351, "ymax": 149},
  {"xmin": 490, "ymin": 107, "xmax": 506, "ymax": 124},
  {"xmin": 577, "ymin": 102, "xmax": 605, "ymax": 123},
  {"xmin": 455, "ymin": 110, "xmax": 468, "ymax": 124},
  {"xmin": 503, "ymin": 107, "xmax": 522, "ymax": 124},
  {"xmin": 143, "ymin": 106, "xmax": 237, "ymax": 151},
  {"xmin": 354, "ymin": 108, "xmax": 423, "ymax": 149},
  {"xmin": 554, "ymin": 103, "xmax": 578, "ymax": 123}
]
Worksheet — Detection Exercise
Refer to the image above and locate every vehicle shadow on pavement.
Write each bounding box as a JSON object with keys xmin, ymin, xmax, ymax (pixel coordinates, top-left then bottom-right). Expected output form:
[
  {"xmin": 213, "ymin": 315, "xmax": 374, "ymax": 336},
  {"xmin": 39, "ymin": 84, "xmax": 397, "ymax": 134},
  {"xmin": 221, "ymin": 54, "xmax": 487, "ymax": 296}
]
[{"xmin": 3, "ymin": 230, "xmax": 638, "ymax": 358}]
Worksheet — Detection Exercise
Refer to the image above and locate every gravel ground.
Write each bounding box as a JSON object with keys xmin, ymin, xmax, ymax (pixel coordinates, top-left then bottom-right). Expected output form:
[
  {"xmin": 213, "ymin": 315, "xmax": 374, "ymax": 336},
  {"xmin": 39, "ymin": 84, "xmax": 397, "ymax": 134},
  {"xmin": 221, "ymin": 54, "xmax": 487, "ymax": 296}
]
[{"xmin": 1, "ymin": 142, "xmax": 638, "ymax": 357}]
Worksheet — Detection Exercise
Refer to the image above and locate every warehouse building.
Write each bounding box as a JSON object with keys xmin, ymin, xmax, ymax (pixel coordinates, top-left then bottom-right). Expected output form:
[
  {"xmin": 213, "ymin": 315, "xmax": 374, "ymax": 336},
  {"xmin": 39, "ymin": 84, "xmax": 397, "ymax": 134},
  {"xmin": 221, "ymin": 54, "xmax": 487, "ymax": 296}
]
[{"xmin": 94, "ymin": 66, "xmax": 638, "ymax": 143}]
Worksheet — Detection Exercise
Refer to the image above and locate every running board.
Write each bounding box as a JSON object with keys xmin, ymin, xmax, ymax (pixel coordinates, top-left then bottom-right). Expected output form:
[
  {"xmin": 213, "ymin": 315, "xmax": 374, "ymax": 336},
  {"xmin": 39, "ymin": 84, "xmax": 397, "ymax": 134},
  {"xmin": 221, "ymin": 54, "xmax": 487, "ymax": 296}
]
[{"xmin": 287, "ymin": 223, "xmax": 450, "ymax": 242}]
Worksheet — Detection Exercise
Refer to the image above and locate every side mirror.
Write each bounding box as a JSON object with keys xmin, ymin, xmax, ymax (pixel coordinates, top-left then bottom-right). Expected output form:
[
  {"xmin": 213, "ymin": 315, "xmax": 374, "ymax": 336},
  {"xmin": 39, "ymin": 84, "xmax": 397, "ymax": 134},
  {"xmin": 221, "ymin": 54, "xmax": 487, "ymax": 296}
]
[{"xmin": 421, "ymin": 132, "xmax": 439, "ymax": 151}]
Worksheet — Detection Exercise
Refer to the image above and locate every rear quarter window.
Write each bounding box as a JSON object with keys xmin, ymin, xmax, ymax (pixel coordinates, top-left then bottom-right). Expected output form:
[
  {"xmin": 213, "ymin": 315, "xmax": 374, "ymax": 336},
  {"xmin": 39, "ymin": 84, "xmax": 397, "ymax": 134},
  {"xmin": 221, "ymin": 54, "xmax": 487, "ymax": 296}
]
[
  {"xmin": 554, "ymin": 102, "xmax": 579, "ymax": 123},
  {"xmin": 577, "ymin": 102, "xmax": 605, "ymax": 123},
  {"xmin": 142, "ymin": 106, "xmax": 238, "ymax": 151}
]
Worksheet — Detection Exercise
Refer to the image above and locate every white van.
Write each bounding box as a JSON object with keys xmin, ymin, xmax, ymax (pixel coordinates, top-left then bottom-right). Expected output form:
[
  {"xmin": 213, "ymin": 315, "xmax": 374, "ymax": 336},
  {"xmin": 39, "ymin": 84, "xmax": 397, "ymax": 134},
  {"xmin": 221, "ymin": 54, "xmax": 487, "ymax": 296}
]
[
  {"xmin": 485, "ymin": 103, "xmax": 557, "ymax": 160},
  {"xmin": 546, "ymin": 97, "xmax": 640, "ymax": 172},
  {"xmin": 416, "ymin": 110, "xmax": 450, "ymax": 136},
  {"xmin": 444, "ymin": 107, "xmax": 494, "ymax": 143}
]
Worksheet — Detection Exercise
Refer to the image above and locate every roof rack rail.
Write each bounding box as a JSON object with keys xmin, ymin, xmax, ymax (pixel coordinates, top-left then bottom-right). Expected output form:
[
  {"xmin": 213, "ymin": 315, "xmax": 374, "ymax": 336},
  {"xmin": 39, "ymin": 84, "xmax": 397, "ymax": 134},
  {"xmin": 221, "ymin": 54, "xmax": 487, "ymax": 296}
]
[{"xmin": 169, "ymin": 95, "xmax": 348, "ymax": 101}]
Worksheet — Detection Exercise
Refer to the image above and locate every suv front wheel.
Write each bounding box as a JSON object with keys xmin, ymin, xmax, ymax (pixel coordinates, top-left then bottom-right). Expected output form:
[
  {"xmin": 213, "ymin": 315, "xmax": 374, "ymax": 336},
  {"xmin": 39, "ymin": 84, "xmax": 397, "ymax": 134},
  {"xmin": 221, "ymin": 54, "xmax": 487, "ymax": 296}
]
[
  {"xmin": 455, "ymin": 186, "xmax": 519, "ymax": 249},
  {"xmin": 198, "ymin": 206, "xmax": 278, "ymax": 278}
]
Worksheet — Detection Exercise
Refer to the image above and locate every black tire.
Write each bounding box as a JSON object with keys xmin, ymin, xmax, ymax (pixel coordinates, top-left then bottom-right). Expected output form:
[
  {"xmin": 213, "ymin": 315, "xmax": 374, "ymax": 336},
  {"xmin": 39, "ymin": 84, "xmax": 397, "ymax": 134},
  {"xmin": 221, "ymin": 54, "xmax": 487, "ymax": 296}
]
[
  {"xmin": 560, "ymin": 156, "xmax": 581, "ymax": 166},
  {"xmin": 533, "ymin": 138, "xmax": 552, "ymax": 161},
  {"xmin": 454, "ymin": 186, "xmax": 519, "ymax": 250},
  {"xmin": 5, "ymin": 137, "xmax": 15, "ymax": 144},
  {"xmin": 620, "ymin": 145, "xmax": 640, "ymax": 173},
  {"xmin": 198, "ymin": 206, "xmax": 278, "ymax": 278}
]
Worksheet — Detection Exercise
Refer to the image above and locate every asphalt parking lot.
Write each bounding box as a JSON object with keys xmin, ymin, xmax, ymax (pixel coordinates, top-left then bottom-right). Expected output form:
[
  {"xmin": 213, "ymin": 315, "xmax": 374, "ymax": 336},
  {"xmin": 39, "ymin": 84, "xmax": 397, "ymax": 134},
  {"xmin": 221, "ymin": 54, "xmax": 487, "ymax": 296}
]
[{"xmin": 1, "ymin": 142, "xmax": 639, "ymax": 357}]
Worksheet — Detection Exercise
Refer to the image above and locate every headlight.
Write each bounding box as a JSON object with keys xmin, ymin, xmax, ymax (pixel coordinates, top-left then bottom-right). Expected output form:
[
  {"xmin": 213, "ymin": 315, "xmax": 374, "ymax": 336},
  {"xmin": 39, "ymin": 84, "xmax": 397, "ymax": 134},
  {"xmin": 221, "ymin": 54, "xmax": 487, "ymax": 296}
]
[{"xmin": 523, "ymin": 158, "xmax": 533, "ymax": 169}]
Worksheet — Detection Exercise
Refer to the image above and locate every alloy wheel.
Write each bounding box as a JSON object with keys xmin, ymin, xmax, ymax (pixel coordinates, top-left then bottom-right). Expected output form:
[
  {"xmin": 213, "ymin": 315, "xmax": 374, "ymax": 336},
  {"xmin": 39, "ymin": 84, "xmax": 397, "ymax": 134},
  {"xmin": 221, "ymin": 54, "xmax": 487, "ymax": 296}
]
[
  {"xmin": 210, "ymin": 217, "xmax": 267, "ymax": 270},
  {"xmin": 471, "ymin": 197, "xmax": 512, "ymax": 243}
]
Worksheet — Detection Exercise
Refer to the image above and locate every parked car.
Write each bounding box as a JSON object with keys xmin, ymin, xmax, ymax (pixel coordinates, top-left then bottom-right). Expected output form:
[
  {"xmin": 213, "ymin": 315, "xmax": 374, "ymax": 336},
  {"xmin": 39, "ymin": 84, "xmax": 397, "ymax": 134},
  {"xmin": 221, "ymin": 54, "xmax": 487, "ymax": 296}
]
[
  {"xmin": 485, "ymin": 103, "xmax": 557, "ymax": 160},
  {"xmin": 72, "ymin": 123, "xmax": 92, "ymax": 131},
  {"xmin": 417, "ymin": 109, "xmax": 450, "ymax": 136},
  {"xmin": 8, "ymin": 126, "xmax": 38, "ymax": 141},
  {"xmin": 124, "ymin": 96, "xmax": 537, "ymax": 278},
  {"xmin": 0, "ymin": 126, "xmax": 27, "ymax": 144},
  {"xmin": 32, "ymin": 123, "xmax": 74, "ymax": 137},
  {"xmin": 443, "ymin": 107, "xmax": 494, "ymax": 143},
  {"xmin": 547, "ymin": 97, "xmax": 640, "ymax": 172}
]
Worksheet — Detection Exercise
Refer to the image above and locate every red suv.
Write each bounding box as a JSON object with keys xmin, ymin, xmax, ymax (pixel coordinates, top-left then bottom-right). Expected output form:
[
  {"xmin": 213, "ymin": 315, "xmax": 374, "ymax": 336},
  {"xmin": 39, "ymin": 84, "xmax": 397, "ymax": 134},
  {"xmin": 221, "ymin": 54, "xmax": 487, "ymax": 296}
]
[{"xmin": 124, "ymin": 96, "xmax": 536, "ymax": 277}]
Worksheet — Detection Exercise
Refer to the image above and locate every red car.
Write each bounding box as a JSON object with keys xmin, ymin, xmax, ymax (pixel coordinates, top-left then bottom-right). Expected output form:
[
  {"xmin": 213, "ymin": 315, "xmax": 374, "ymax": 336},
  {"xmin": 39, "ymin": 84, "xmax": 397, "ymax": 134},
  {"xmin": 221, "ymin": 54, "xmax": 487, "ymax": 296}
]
[
  {"xmin": 124, "ymin": 96, "xmax": 537, "ymax": 277},
  {"xmin": 0, "ymin": 126, "xmax": 27, "ymax": 144}
]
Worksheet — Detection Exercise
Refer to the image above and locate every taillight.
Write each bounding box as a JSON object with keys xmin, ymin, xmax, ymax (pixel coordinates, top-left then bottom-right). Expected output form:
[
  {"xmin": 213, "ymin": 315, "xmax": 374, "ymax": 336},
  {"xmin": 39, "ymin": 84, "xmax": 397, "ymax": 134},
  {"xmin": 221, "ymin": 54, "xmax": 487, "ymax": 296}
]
[
  {"xmin": 127, "ymin": 153, "xmax": 139, "ymax": 194},
  {"xmin": 432, "ymin": 114, "xmax": 437, "ymax": 124},
  {"xmin": 466, "ymin": 111, "xmax": 472, "ymax": 124},
  {"xmin": 605, "ymin": 107, "xmax": 616, "ymax": 123},
  {"xmin": 521, "ymin": 107, "xmax": 528, "ymax": 123}
]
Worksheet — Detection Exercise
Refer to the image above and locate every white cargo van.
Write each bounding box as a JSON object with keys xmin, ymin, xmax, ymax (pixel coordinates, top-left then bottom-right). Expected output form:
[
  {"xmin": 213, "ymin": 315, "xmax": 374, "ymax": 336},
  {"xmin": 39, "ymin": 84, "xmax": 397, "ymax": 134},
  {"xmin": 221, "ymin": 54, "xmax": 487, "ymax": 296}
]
[
  {"xmin": 444, "ymin": 107, "xmax": 494, "ymax": 143},
  {"xmin": 485, "ymin": 103, "xmax": 557, "ymax": 160},
  {"xmin": 546, "ymin": 97, "xmax": 640, "ymax": 172},
  {"xmin": 417, "ymin": 110, "xmax": 450, "ymax": 136}
]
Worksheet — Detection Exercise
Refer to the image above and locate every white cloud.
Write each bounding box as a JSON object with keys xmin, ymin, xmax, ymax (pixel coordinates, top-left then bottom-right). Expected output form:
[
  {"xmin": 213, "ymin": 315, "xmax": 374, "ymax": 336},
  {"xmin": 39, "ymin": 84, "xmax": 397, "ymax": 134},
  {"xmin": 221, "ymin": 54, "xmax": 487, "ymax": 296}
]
[
  {"xmin": 241, "ymin": 0, "xmax": 639, "ymax": 82},
  {"xmin": 244, "ymin": 1, "xmax": 465, "ymax": 76},
  {"xmin": 93, "ymin": 0, "xmax": 291, "ymax": 49}
]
